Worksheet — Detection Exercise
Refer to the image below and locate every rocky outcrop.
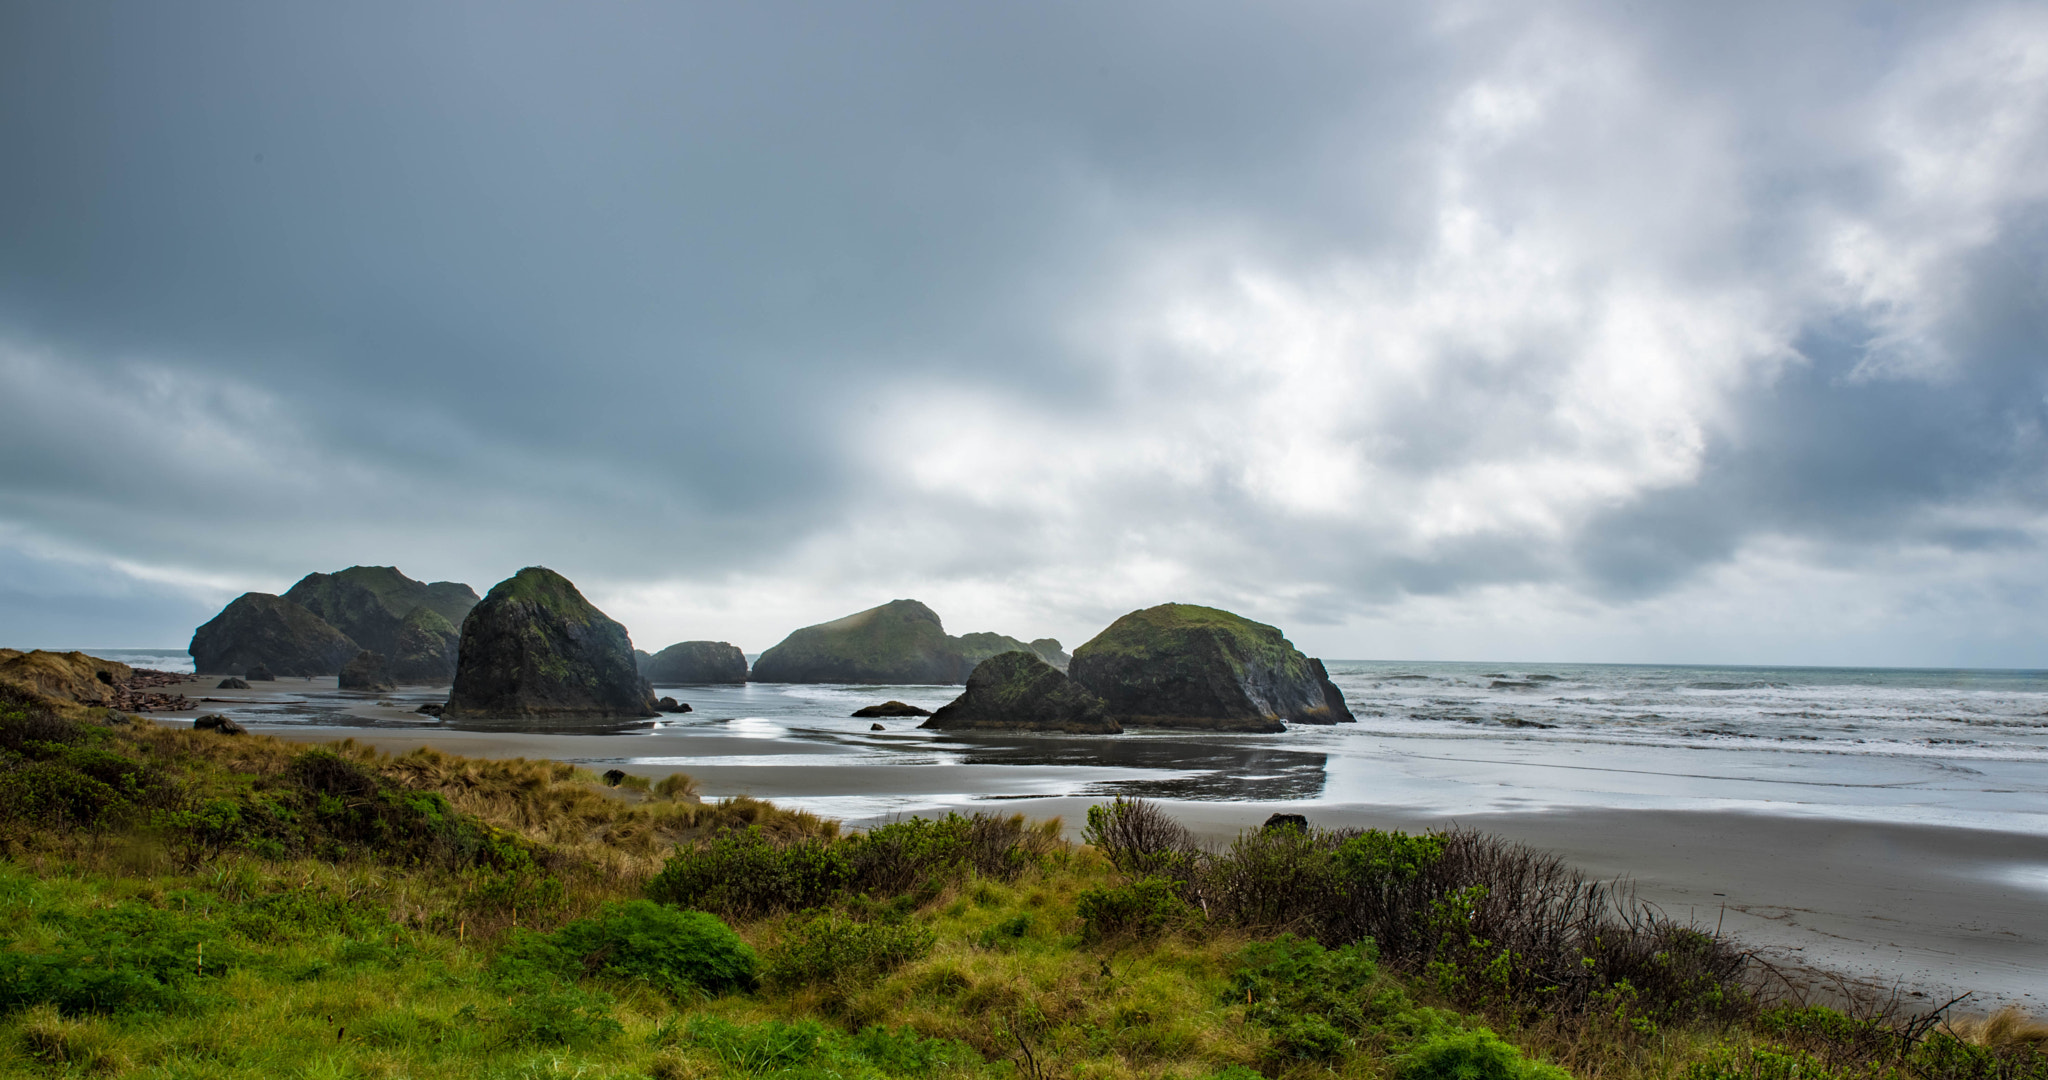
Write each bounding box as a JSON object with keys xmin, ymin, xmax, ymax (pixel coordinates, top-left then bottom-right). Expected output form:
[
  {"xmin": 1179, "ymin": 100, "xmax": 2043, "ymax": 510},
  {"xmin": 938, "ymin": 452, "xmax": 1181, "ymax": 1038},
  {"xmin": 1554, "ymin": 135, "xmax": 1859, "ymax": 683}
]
[
  {"xmin": 338, "ymin": 650, "xmax": 396, "ymax": 692},
  {"xmin": 1029, "ymin": 638, "xmax": 1071, "ymax": 672},
  {"xmin": 216, "ymin": 677, "xmax": 250, "ymax": 689},
  {"xmin": 953, "ymin": 632, "xmax": 1036, "ymax": 670},
  {"xmin": 920, "ymin": 651, "xmax": 1120, "ymax": 734},
  {"xmin": 194, "ymin": 714, "xmax": 247, "ymax": 735},
  {"xmin": 851, "ymin": 700, "xmax": 930, "ymax": 718},
  {"xmin": 283, "ymin": 566, "xmax": 479, "ymax": 659},
  {"xmin": 643, "ymin": 641, "xmax": 749, "ymax": 684},
  {"xmin": 656, "ymin": 697, "xmax": 692, "ymax": 713},
  {"xmin": 0, "ymin": 651, "xmax": 131, "ymax": 708},
  {"xmin": 1068, "ymin": 604, "xmax": 1348, "ymax": 732},
  {"xmin": 751, "ymin": 600, "xmax": 968, "ymax": 684},
  {"xmin": 189, "ymin": 593, "xmax": 361, "ymax": 676},
  {"xmin": 389, "ymin": 605, "xmax": 462, "ymax": 684},
  {"xmin": 443, "ymin": 567, "xmax": 658, "ymax": 721},
  {"xmin": 1304, "ymin": 659, "xmax": 1355, "ymax": 724},
  {"xmin": 245, "ymin": 664, "xmax": 275, "ymax": 681}
]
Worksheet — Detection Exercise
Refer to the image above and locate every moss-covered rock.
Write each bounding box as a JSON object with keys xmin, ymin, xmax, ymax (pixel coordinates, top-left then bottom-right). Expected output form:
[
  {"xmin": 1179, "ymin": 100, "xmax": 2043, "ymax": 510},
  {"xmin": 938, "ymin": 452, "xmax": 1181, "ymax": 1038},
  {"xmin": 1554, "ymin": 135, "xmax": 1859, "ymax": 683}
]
[
  {"xmin": 644, "ymin": 641, "xmax": 749, "ymax": 684},
  {"xmin": 189, "ymin": 593, "xmax": 361, "ymax": 676},
  {"xmin": 1068, "ymin": 604, "xmax": 1348, "ymax": 732},
  {"xmin": 389, "ymin": 605, "xmax": 462, "ymax": 684},
  {"xmin": 953, "ymin": 632, "xmax": 1036, "ymax": 668},
  {"xmin": 921, "ymin": 651, "xmax": 1119, "ymax": 733},
  {"xmin": 1305, "ymin": 658, "xmax": 1355, "ymax": 724},
  {"xmin": 282, "ymin": 566, "xmax": 479, "ymax": 658},
  {"xmin": 443, "ymin": 567, "xmax": 657, "ymax": 721},
  {"xmin": 338, "ymin": 650, "xmax": 395, "ymax": 692},
  {"xmin": 751, "ymin": 600, "xmax": 968, "ymax": 684},
  {"xmin": 1030, "ymin": 638, "xmax": 1072, "ymax": 672}
]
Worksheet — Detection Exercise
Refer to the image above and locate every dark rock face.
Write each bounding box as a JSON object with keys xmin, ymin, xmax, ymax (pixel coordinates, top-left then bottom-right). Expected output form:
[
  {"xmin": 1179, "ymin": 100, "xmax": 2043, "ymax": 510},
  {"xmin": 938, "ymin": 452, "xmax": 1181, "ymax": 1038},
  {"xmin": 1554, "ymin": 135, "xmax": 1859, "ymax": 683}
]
[
  {"xmin": 1068, "ymin": 604, "xmax": 1339, "ymax": 733},
  {"xmin": 189, "ymin": 593, "xmax": 360, "ymax": 676},
  {"xmin": 851, "ymin": 700, "xmax": 931, "ymax": 718},
  {"xmin": 920, "ymin": 651, "xmax": 1120, "ymax": 734},
  {"xmin": 1302, "ymin": 659, "xmax": 1355, "ymax": 724},
  {"xmin": 655, "ymin": 697, "xmax": 693, "ymax": 713},
  {"xmin": 1029, "ymin": 638, "xmax": 1071, "ymax": 672},
  {"xmin": 870, "ymin": 722, "xmax": 886, "ymax": 731},
  {"xmin": 634, "ymin": 650, "xmax": 653, "ymax": 675},
  {"xmin": 644, "ymin": 641, "xmax": 749, "ymax": 684},
  {"xmin": 603, "ymin": 769, "xmax": 627, "ymax": 787},
  {"xmin": 751, "ymin": 600, "xmax": 968, "ymax": 684},
  {"xmin": 283, "ymin": 566, "xmax": 479, "ymax": 659},
  {"xmin": 245, "ymin": 665, "xmax": 275, "ymax": 681},
  {"xmin": 1262, "ymin": 813, "xmax": 1309, "ymax": 832},
  {"xmin": 443, "ymin": 567, "xmax": 658, "ymax": 721},
  {"xmin": 415, "ymin": 703, "xmax": 445, "ymax": 717},
  {"xmin": 389, "ymin": 605, "xmax": 462, "ymax": 684},
  {"xmin": 194, "ymin": 714, "xmax": 247, "ymax": 735},
  {"xmin": 339, "ymin": 650, "xmax": 396, "ymax": 692},
  {"xmin": 216, "ymin": 677, "xmax": 250, "ymax": 690}
]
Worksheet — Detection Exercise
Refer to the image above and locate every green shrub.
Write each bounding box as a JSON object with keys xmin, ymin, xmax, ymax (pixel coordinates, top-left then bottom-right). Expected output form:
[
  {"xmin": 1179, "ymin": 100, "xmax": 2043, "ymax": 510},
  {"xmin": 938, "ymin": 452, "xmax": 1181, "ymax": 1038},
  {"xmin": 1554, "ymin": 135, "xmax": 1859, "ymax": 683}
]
[
  {"xmin": 763, "ymin": 912, "xmax": 934, "ymax": 990},
  {"xmin": 1397, "ymin": 1029, "xmax": 1571, "ymax": 1080},
  {"xmin": 0, "ymin": 903, "xmax": 227, "ymax": 1015},
  {"xmin": 462, "ymin": 985, "xmax": 624, "ymax": 1049},
  {"xmin": 1077, "ymin": 876, "xmax": 1195, "ymax": 939},
  {"xmin": 553, "ymin": 900, "xmax": 756, "ymax": 995},
  {"xmin": 683, "ymin": 1015, "xmax": 978, "ymax": 1079},
  {"xmin": 647, "ymin": 828, "xmax": 852, "ymax": 917},
  {"xmin": 1231, "ymin": 935, "xmax": 1399, "ymax": 1038}
]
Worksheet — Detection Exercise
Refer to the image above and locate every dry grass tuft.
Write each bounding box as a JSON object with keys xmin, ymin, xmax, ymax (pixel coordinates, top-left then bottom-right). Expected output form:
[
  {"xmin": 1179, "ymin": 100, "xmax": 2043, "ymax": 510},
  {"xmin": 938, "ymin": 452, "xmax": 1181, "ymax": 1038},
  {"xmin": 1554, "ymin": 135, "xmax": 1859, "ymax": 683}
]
[{"xmin": 1947, "ymin": 1005, "xmax": 2048, "ymax": 1051}]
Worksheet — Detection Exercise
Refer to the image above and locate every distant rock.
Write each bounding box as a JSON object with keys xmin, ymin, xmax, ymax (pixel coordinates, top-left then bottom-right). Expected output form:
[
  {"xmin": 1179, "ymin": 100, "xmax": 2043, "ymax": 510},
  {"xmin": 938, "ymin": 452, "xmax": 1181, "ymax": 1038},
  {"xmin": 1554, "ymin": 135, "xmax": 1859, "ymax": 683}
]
[
  {"xmin": 921, "ymin": 651, "xmax": 1120, "ymax": 734},
  {"xmin": 634, "ymin": 649, "xmax": 653, "ymax": 675},
  {"xmin": 644, "ymin": 641, "xmax": 749, "ymax": 684},
  {"xmin": 283, "ymin": 566, "xmax": 480, "ymax": 659},
  {"xmin": 870, "ymin": 722, "xmax": 886, "ymax": 731},
  {"xmin": 189, "ymin": 593, "xmax": 359, "ymax": 676},
  {"xmin": 443, "ymin": 567, "xmax": 658, "ymax": 721},
  {"xmin": 245, "ymin": 664, "xmax": 276, "ymax": 681},
  {"xmin": 751, "ymin": 600, "xmax": 968, "ymax": 684},
  {"xmin": 338, "ymin": 650, "xmax": 396, "ymax": 692},
  {"xmin": 389, "ymin": 605, "xmax": 462, "ymax": 684},
  {"xmin": 953, "ymin": 632, "xmax": 1037, "ymax": 669},
  {"xmin": 1068, "ymin": 604, "xmax": 1344, "ymax": 732},
  {"xmin": 1262, "ymin": 813, "xmax": 1309, "ymax": 832},
  {"xmin": 851, "ymin": 700, "xmax": 930, "ymax": 718},
  {"xmin": 216, "ymin": 677, "xmax": 250, "ymax": 690},
  {"xmin": 1029, "ymin": 638, "xmax": 1071, "ymax": 672},
  {"xmin": 194, "ymin": 714, "xmax": 247, "ymax": 735},
  {"xmin": 656, "ymin": 697, "xmax": 693, "ymax": 713},
  {"xmin": 415, "ymin": 703, "xmax": 445, "ymax": 717}
]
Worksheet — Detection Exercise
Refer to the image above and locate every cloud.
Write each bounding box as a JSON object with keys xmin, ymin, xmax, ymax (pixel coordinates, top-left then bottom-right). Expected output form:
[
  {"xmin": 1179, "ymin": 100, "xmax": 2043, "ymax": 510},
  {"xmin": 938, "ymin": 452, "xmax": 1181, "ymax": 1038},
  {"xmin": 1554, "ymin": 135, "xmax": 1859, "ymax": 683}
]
[{"xmin": 0, "ymin": 0, "xmax": 2043, "ymax": 664}]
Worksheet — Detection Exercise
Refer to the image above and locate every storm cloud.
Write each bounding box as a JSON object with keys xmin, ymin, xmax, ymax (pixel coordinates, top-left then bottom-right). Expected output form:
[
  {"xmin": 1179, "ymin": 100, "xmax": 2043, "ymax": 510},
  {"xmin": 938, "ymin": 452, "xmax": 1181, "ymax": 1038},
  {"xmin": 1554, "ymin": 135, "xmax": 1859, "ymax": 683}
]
[{"xmin": 1, "ymin": 1, "xmax": 2044, "ymax": 665}]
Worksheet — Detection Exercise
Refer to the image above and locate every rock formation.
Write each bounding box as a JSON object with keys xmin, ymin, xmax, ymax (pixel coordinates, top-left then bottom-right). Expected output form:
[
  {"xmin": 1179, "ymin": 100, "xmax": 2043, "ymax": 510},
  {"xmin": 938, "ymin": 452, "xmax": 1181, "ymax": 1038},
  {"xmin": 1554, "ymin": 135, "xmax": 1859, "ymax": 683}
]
[
  {"xmin": 283, "ymin": 566, "xmax": 479, "ymax": 661},
  {"xmin": 851, "ymin": 700, "xmax": 930, "ymax": 718},
  {"xmin": 389, "ymin": 605, "xmax": 462, "ymax": 683},
  {"xmin": 1029, "ymin": 638, "xmax": 1071, "ymax": 672},
  {"xmin": 953, "ymin": 632, "xmax": 1037, "ymax": 669},
  {"xmin": 750, "ymin": 600, "xmax": 969, "ymax": 684},
  {"xmin": 643, "ymin": 641, "xmax": 749, "ymax": 684},
  {"xmin": 1067, "ymin": 604, "xmax": 1349, "ymax": 732},
  {"xmin": 338, "ymin": 650, "xmax": 396, "ymax": 692},
  {"xmin": 216, "ymin": 677, "xmax": 249, "ymax": 689},
  {"xmin": 920, "ymin": 651, "xmax": 1120, "ymax": 734},
  {"xmin": 194, "ymin": 714, "xmax": 247, "ymax": 735},
  {"xmin": 1305, "ymin": 658, "xmax": 1355, "ymax": 724},
  {"xmin": 442, "ymin": 567, "xmax": 658, "ymax": 721},
  {"xmin": 189, "ymin": 593, "xmax": 361, "ymax": 676}
]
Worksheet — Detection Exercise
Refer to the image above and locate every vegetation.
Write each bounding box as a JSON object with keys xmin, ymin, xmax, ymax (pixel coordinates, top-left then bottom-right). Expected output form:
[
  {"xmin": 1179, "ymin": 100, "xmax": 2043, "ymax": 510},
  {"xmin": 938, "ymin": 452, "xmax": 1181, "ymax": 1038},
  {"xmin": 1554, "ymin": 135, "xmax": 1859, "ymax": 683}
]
[{"xmin": 0, "ymin": 689, "xmax": 2038, "ymax": 1080}]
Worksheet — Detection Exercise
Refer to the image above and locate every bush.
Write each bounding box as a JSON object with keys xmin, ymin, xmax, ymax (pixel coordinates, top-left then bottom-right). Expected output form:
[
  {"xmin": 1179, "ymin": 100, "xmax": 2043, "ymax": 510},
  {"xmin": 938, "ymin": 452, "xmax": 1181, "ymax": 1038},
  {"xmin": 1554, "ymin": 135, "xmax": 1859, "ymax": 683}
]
[
  {"xmin": 1077, "ymin": 876, "xmax": 1195, "ymax": 940},
  {"xmin": 462, "ymin": 985, "xmax": 624, "ymax": 1049},
  {"xmin": 763, "ymin": 912, "xmax": 934, "ymax": 990},
  {"xmin": 682, "ymin": 1015, "xmax": 977, "ymax": 1080},
  {"xmin": 0, "ymin": 903, "xmax": 226, "ymax": 1015},
  {"xmin": 647, "ymin": 827, "xmax": 852, "ymax": 917},
  {"xmin": 1397, "ymin": 1029, "xmax": 1572, "ymax": 1080},
  {"xmin": 1084, "ymin": 797, "xmax": 1199, "ymax": 878},
  {"xmin": 1231, "ymin": 935, "xmax": 1400, "ymax": 1040},
  {"xmin": 553, "ymin": 900, "xmax": 756, "ymax": 995}
]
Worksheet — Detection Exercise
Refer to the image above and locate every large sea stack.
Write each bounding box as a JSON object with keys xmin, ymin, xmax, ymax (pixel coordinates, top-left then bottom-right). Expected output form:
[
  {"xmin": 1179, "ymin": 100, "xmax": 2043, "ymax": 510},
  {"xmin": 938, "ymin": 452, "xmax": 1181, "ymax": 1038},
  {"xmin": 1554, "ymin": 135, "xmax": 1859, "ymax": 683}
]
[
  {"xmin": 750, "ymin": 600, "xmax": 969, "ymax": 684},
  {"xmin": 389, "ymin": 605, "xmax": 463, "ymax": 683},
  {"xmin": 920, "ymin": 650, "xmax": 1119, "ymax": 734},
  {"xmin": 1068, "ymin": 603, "xmax": 1350, "ymax": 732},
  {"xmin": 443, "ymin": 567, "xmax": 658, "ymax": 720},
  {"xmin": 190, "ymin": 593, "xmax": 361, "ymax": 676},
  {"xmin": 283, "ymin": 566, "xmax": 479, "ymax": 680},
  {"xmin": 643, "ymin": 641, "xmax": 749, "ymax": 684}
]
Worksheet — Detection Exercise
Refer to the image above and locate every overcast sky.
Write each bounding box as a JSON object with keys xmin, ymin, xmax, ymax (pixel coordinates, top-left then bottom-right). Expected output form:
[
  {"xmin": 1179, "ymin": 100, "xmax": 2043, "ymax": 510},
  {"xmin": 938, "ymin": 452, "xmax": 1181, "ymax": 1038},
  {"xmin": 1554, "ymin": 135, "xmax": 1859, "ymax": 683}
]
[{"xmin": 2, "ymin": 1, "xmax": 2045, "ymax": 666}]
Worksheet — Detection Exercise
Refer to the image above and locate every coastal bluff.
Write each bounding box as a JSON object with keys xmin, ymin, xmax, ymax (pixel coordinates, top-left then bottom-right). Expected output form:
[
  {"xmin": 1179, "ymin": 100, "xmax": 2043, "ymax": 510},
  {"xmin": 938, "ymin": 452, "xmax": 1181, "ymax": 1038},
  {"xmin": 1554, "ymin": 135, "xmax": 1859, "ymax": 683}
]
[
  {"xmin": 443, "ymin": 567, "xmax": 658, "ymax": 720},
  {"xmin": 1068, "ymin": 603, "xmax": 1351, "ymax": 732}
]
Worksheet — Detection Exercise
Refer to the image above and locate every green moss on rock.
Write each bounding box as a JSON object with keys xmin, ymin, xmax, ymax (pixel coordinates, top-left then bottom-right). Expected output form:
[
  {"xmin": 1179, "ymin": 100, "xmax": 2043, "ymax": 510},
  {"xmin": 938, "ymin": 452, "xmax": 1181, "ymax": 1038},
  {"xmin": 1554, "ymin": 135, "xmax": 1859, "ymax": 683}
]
[
  {"xmin": 1068, "ymin": 604, "xmax": 1350, "ymax": 732},
  {"xmin": 189, "ymin": 593, "xmax": 361, "ymax": 677},
  {"xmin": 921, "ymin": 650, "xmax": 1119, "ymax": 733},
  {"xmin": 389, "ymin": 605, "xmax": 462, "ymax": 684},
  {"xmin": 751, "ymin": 600, "xmax": 968, "ymax": 684},
  {"xmin": 283, "ymin": 566, "xmax": 478, "ymax": 658},
  {"xmin": 443, "ymin": 567, "xmax": 657, "ymax": 721}
]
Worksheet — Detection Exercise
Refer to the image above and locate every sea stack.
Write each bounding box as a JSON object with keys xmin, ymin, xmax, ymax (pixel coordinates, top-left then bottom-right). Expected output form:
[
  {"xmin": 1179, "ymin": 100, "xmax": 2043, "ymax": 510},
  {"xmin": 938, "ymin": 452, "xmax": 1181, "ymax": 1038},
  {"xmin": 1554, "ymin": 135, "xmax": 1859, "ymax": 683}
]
[
  {"xmin": 920, "ymin": 650, "xmax": 1120, "ymax": 734},
  {"xmin": 750, "ymin": 599, "xmax": 969, "ymax": 684},
  {"xmin": 389, "ymin": 605, "xmax": 463, "ymax": 684},
  {"xmin": 643, "ymin": 641, "xmax": 749, "ymax": 684},
  {"xmin": 189, "ymin": 593, "xmax": 361, "ymax": 676},
  {"xmin": 1068, "ymin": 603, "xmax": 1349, "ymax": 732},
  {"xmin": 283, "ymin": 566, "xmax": 478, "ymax": 682},
  {"xmin": 338, "ymin": 650, "xmax": 396, "ymax": 692},
  {"xmin": 442, "ymin": 567, "xmax": 658, "ymax": 720}
]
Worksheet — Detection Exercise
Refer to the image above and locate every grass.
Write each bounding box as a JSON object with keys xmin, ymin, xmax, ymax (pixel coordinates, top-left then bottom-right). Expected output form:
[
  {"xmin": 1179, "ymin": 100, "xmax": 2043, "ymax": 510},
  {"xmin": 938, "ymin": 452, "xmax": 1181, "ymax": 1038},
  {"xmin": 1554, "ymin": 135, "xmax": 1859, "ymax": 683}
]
[{"xmin": 0, "ymin": 693, "xmax": 2040, "ymax": 1080}]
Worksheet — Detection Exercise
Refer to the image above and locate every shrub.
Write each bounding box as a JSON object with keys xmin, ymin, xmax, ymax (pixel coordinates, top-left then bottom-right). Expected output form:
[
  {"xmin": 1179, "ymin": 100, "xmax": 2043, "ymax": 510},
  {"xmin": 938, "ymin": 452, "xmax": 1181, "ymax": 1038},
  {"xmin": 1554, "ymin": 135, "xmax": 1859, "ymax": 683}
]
[
  {"xmin": 1084, "ymin": 798, "xmax": 1198, "ymax": 878},
  {"xmin": 463, "ymin": 985, "xmax": 624, "ymax": 1049},
  {"xmin": 552, "ymin": 900, "xmax": 756, "ymax": 995},
  {"xmin": 0, "ymin": 903, "xmax": 226, "ymax": 1015},
  {"xmin": 682, "ymin": 1015, "xmax": 977, "ymax": 1080},
  {"xmin": 1397, "ymin": 1029, "xmax": 1572, "ymax": 1080},
  {"xmin": 647, "ymin": 827, "xmax": 851, "ymax": 917},
  {"xmin": 1231, "ymin": 935, "xmax": 1399, "ymax": 1039},
  {"xmin": 1076, "ymin": 876, "xmax": 1195, "ymax": 939},
  {"xmin": 763, "ymin": 912, "xmax": 935, "ymax": 990}
]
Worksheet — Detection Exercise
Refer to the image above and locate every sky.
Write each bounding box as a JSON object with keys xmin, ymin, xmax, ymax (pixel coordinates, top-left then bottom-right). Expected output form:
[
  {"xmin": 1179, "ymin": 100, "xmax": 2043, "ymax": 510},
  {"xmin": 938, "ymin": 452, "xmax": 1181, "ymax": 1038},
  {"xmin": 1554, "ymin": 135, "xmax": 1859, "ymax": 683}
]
[{"xmin": 1, "ymin": 1, "xmax": 2045, "ymax": 667}]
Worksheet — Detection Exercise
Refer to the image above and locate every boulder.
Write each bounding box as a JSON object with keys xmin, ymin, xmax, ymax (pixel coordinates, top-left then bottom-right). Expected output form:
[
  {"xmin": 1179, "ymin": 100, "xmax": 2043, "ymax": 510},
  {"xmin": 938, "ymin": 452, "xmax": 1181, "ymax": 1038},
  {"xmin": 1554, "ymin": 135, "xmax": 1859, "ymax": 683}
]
[
  {"xmin": 415, "ymin": 703, "xmax": 445, "ymax": 717},
  {"xmin": 245, "ymin": 664, "xmax": 276, "ymax": 681},
  {"xmin": 283, "ymin": 566, "xmax": 480, "ymax": 658},
  {"xmin": 194, "ymin": 714, "xmax": 247, "ymax": 735},
  {"xmin": 643, "ymin": 641, "xmax": 749, "ymax": 684},
  {"xmin": 216, "ymin": 677, "xmax": 250, "ymax": 689},
  {"xmin": 1068, "ymin": 604, "xmax": 1348, "ymax": 732},
  {"xmin": 1305, "ymin": 659, "xmax": 1355, "ymax": 724},
  {"xmin": 656, "ymin": 697, "xmax": 693, "ymax": 713},
  {"xmin": 1029, "ymin": 638, "xmax": 1071, "ymax": 672},
  {"xmin": 870, "ymin": 722, "xmax": 886, "ymax": 731},
  {"xmin": 603, "ymin": 768, "xmax": 627, "ymax": 787},
  {"xmin": 189, "ymin": 593, "xmax": 359, "ymax": 676},
  {"xmin": 1262, "ymin": 813, "xmax": 1309, "ymax": 832},
  {"xmin": 851, "ymin": 700, "xmax": 930, "ymax": 718},
  {"xmin": 751, "ymin": 600, "xmax": 968, "ymax": 684},
  {"xmin": 443, "ymin": 567, "xmax": 658, "ymax": 721},
  {"xmin": 920, "ymin": 651, "xmax": 1120, "ymax": 734},
  {"xmin": 338, "ymin": 650, "xmax": 396, "ymax": 692},
  {"xmin": 389, "ymin": 605, "xmax": 462, "ymax": 683}
]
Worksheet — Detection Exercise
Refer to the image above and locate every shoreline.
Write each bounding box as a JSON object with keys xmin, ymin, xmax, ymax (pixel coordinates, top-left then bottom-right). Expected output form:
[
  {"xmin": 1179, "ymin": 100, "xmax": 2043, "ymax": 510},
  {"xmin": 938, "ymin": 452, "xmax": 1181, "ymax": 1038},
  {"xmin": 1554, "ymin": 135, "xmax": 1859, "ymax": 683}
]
[{"xmin": 246, "ymin": 720, "xmax": 2048, "ymax": 1010}]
